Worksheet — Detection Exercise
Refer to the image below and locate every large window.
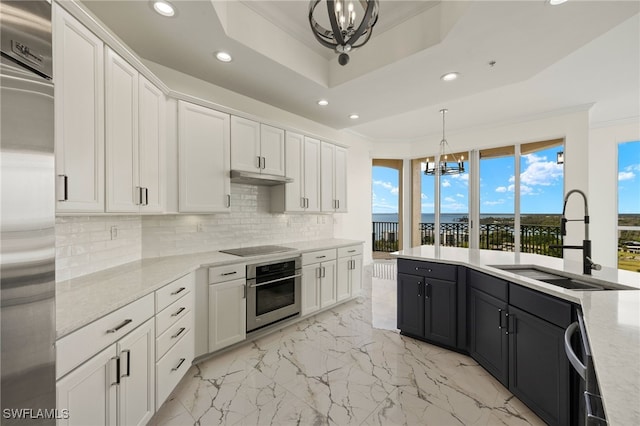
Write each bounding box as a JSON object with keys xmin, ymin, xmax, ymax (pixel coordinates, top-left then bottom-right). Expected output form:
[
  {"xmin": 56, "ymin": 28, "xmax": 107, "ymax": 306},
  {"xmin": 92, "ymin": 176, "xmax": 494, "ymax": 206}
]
[
  {"xmin": 440, "ymin": 151, "xmax": 469, "ymax": 247},
  {"xmin": 480, "ymin": 146, "xmax": 515, "ymax": 252},
  {"xmin": 618, "ymin": 141, "xmax": 640, "ymax": 272}
]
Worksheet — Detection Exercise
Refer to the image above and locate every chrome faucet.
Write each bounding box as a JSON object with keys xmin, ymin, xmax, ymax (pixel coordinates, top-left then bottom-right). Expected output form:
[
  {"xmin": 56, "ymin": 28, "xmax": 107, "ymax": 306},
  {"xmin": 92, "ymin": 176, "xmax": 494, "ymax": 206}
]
[{"xmin": 549, "ymin": 189, "xmax": 601, "ymax": 275}]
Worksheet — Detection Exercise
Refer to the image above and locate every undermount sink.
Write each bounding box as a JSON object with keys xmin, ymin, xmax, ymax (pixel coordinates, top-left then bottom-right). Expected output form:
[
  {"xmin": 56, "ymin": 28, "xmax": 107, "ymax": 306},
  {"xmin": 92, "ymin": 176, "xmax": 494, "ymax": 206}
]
[{"xmin": 489, "ymin": 265, "xmax": 635, "ymax": 291}]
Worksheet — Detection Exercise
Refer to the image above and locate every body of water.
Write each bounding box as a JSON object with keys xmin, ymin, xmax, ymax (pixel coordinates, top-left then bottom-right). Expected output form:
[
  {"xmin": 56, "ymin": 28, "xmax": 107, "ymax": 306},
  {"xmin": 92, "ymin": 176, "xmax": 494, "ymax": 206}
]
[{"xmin": 372, "ymin": 213, "xmax": 519, "ymax": 223}]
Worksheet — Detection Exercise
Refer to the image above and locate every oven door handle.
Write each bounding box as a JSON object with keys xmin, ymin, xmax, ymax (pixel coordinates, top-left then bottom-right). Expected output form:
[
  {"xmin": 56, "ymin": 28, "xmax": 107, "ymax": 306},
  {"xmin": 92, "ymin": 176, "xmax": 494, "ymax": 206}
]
[{"xmin": 248, "ymin": 273, "xmax": 302, "ymax": 288}]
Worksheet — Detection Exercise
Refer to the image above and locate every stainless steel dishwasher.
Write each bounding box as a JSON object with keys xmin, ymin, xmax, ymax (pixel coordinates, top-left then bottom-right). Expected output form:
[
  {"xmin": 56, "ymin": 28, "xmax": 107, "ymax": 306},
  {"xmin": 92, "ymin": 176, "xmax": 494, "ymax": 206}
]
[{"xmin": 564, "ymin": 309, "xmax": 607, "ymax": 425}]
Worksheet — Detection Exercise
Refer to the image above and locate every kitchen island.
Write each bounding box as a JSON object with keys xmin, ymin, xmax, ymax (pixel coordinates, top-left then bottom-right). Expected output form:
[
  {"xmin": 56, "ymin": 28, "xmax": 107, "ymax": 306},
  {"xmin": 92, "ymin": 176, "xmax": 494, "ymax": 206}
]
[{"xmin": 393, "ymin": 245, "xmax": 640, "ymax": 426}]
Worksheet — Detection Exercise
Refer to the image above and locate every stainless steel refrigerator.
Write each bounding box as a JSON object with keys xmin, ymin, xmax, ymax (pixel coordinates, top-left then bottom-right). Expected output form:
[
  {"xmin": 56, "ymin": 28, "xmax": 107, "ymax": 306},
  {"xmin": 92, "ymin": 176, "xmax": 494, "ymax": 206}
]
[{"xmin": 1, "ymin": 1, "xmax": 55, "ymax": 424}]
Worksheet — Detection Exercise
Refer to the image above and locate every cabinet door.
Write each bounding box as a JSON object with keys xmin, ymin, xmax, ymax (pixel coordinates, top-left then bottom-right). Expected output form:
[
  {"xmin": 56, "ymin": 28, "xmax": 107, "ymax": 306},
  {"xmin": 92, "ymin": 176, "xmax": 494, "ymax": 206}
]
[
  {"xmin": 209, "ymin": 279, "xmax": 246, "ymax": 352},
  {"xmin": 508, "ymin": 306, "xmax": 569, "ymax": 426},
  {"xmin": 57, "ymin": 345, "xmax": 117, "ymax": 426},
  {"xmin": 334, "ymin": 146, "xmax": 347, "ymax": 212},
  {"xmin": 336, "ymin": 257, "xmax": 351, "ymax": 302},
  {"xmin": 117, "ymin": 318, "xmax": 155, "ymax": 426},
  {"xmin": 320, "ymin": 142, "xmax": 335, "ymax": 212},
  {"xmin": 284, "ymin": 131, "xmax": 304, "ymax": 212},
  {"xmin": 231, "ymin": 116, "xmax": 260, "ymax": 172},
  {"xmin": 397, "ymin": 273, "xmax": 424, "ymax": 337},
  {"xmin": 424, "ymin": 278, "xmax": 456, "ymax": 347},
  {"xmin": 468, "ymin": 288, "xmax": 509, "ymax": 386},
  {"xmin": 105, "ymin": 48, "xmax": 139, "ymax": 212},
  {"xmin": 138, "ymin": 75, "xmax": 165, "ymax": 213},
  {"xmin": 54, "ymin": 5, "xmax": 104, "ymax": 212},
  {"xmin": 303, "ymin": 137, "xmax": 321, "ymax": 212},
  {"xmin": 301, "ymin": 265, "xmax": 320, "ymax": 316},
  {"xmin": 178, "ymin": 101, "xmax": 230, "ymax": 212},
  {"xmin": 260, "ymin": 124, "xmax": 285, "ymax": 176},
  {"xmin": 351, "ymin": 255, "xmax": 363, "ymax": 296},
  {"xmin": 319, "ymin": 260, "xmax": 337, "ymax": 308}
]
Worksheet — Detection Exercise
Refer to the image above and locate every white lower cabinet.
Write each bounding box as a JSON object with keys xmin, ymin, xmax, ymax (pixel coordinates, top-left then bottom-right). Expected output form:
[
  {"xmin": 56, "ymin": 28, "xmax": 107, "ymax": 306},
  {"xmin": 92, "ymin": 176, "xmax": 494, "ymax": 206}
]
[
  {"xmin": 301, "ymin": 249, "xmax": 337, "ymax": 315},
  {"xmin": 155, "ymin": 329, "xmax": 194, "ymax": 409},
  {"xmin": 337, "ymin": 245, "xmax": 364, "ymax": 299},
  {"xmin": 56, "ymin": 318, "xmax": 155, "ymax": 426},
  {"xmin": 208, "ymin": 278, "xmax": 246, "ymax": 352}
]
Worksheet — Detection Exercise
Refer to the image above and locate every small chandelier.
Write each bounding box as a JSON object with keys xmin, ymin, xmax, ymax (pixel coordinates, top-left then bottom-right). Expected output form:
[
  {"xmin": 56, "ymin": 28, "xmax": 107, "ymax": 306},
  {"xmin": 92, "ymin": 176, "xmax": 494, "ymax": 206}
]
[
  {"xmin": 308, "ymin": 0, "xmax": 380, "ymax": 66},
  {"xmin": 424, "ymin": 109, "xmax": 465, "ymax": 176}
]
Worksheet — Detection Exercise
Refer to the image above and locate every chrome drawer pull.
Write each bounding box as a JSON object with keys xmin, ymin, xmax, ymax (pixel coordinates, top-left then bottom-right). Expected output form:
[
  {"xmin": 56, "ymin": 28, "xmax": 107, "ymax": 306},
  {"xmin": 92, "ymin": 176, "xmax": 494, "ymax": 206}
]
[
  {"xmin": 348, "ymin": 250, "xmax": 356, "ymax": 253},
  {"xmin": 171, "ymin": 307, "xmax": 186, "ymax": 317},
  {"xmin": 172, "ymin": 358, "xmax": 186, "ymax": 371},
  {"xmin": 171, "ymin": 287, "xmax": 186, "ymax": 295},
  {"xmin": 107, "ymin": 319, "xmax": 133, "ymax": 334},
  {"xmin": 221, "ymin": 271, "xmax": 237, "ymax": 276},
  {"xmin": 316, "ymin": 255, "xmax": 326, "ymax": 259},
  {"xmin": 171, "ymin": 327, "xmax": 186, "ymax": 339}
]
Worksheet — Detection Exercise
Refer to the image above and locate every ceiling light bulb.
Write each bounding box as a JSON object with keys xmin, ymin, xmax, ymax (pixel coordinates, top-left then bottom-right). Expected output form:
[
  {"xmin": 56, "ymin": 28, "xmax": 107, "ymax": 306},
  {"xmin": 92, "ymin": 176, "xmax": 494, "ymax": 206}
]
[
  {"xmin": 317, "ymin": 99, "xmax": 329, "ymax": 106},
  {"xmin": 153, "ymin": 1, "xmax": 175, "ymax": 17},
  {"xmin": 215, "ymin": 51, "xmax": 232, "ymax": 63},
  {"xmin": 441, "ymin": 72, "xmax": 459, "ymax": 82},
  {"xmin": 349, "ymin": 114, "xmax": 359, "ymax": 120},
  {"xmin": 548, "ymin": 0, "xmax": 568, "ymax": 5}
]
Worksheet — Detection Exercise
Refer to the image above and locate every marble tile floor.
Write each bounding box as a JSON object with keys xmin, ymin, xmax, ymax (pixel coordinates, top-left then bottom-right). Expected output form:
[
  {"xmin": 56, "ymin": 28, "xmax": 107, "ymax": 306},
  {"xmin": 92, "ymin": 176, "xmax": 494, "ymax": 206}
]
[{"xmin": 149, "ymin": 263, "xmax": 545, "ymax": 426}]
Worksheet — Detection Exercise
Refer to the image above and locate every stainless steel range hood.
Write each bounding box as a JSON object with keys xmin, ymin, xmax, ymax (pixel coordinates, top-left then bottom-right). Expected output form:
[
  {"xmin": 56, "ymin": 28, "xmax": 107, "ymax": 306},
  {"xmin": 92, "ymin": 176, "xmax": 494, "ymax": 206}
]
[{"xmin": 230, "ymin": 170, "xmax": 293, "ymax": 186}]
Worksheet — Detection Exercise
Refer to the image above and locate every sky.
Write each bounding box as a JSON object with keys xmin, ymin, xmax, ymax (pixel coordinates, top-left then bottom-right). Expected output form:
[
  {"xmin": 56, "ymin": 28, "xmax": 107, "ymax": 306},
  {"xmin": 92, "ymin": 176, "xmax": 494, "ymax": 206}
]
[{"xmin": 371, "ymin": 142, "xmax": 640, "ymax": 215}]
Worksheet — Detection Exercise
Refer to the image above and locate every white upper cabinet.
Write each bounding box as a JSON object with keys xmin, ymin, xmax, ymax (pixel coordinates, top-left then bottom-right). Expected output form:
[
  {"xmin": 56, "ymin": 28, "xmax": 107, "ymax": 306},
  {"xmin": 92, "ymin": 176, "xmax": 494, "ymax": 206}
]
[
  {"xmin": 105, "ymin": 48, "xmax": 138, "ymax": 212},
  {"xmin": 259, "ymin": 124, "xmax": 285, "ymax": 176},
  {"xmin": 54, "ymin": 5, "xmax": 105, "ymax": 212},
  {"xmin": 178, "ymin": 101, "xmax": 231, "ymax": 213},
  {"xmin": 138, "ymin": 75, "xmax": 165, "ymax": 213},
  {"xmin": 105, "ymin": 49, "xmax": 165, "ymax": 213},
  {"xmin": 230, "ymin": 116, "xmax": 260, "ymax": 172},
  {"xmin": 231, "ymin": 116, "xmax": 285, "ymax": 176},
  {"xmin": 320, "ymin": 142, "xmax": 347, "ymax": 213},
  {"xmin": 272, "ymin": 132, "xmax": 320, "ymax": 213}
]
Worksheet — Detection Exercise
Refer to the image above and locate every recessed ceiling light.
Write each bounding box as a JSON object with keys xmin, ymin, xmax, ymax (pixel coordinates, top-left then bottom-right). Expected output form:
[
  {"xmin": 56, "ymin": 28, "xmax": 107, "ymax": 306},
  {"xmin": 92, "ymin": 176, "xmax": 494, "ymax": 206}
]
[
  {"xmin": 349, "ymin": 114, "xmax": 359, "ymax": 120},
  {"xmin": 153, "ymin": 0, "xmax": 175, "ymax": 17},
  {"xmin": 441, "ymin": 72, "xmax": 459, "ymax": 82},
  {"xmin": 548, "ymin": 0, "xmax": 568, "ymax": 5},
  {"xmin": 317, "ymin": 99, "xmax": 329, "ymax": 106},
  {"xmin": 215, "ymin": 51, "xmax": 232, "ymax": 63}
]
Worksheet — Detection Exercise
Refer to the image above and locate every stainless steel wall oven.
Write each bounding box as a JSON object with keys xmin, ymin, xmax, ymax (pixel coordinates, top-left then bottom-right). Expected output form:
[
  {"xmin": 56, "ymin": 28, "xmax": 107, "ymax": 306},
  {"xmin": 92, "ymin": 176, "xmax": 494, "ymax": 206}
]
[{"xmin": 246, "ymin": 257, "xmax": 301, "ymax": 332}]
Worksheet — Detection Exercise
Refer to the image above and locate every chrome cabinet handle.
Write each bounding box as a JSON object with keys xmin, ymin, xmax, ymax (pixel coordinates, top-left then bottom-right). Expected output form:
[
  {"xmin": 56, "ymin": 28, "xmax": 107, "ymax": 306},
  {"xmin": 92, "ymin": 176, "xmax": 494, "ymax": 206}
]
[
  {"xmin": 111, "ymin": 357, "xmax": 120, "ymax": 386},
  {"xmin": 172, "ymin": 358, "xmax": 186, "ymax": 372},
  {"xmin": 107, "ymin": 319, "xmax": 133, "ymax": 334},
  {"xmin": 348, "ymin": 250, "xmax": 356, "ymax": 253},
  {"xmin": 144, "ymin": 187, "xmax": 149, "ymax": 206},
  {"xmin": 171, "ymin": 287, "xmax": 186, "ymax": 295},
  {"xmin": 498, "ymin": 309, "xmax": 503, "ymax": 329},
  {"xmin": 121, "ymin": 349, "xmax": 131, "ymax": 378},
  {"xmin": 305, "ymin": 198, "xmax": 309, "ymax": 208},
  {"xmin": 301, "ymin": 197, "xmax": 305, "ymax": 208},
  {"xmin": 564, "ymin": 322, "xmax": 586, "ymax": 380},
  {"xmin": 171, "ymin": 327, "xmax": 186, "ymax": 339},
  {"xmin": 337, "ymin": 200, "xmax": 340, "ymax": 209},
  {"xmin": 227, "ymin": 194, "xmax": 231, "ymax": 208},
  {"xmin": 316, "ymin": 255, "xmax": 326, "ymax": 259},
  {"xmin": 417, "ymin": 281, "xmax": 422, "ymax": 297},
  {"xmin": 316, "ymin": 267, "xmax": 321, "ymax": 279},
  {"xmin": 57, "ymin": 174, "xmax": 68, "ymax": 201},
  {"xmin": 136, "ymin": 186, "xmax": 142, "ymax": 205},
  {"xmin": 243, "ymin": 284, "xmax": 246, "ymax": 299},
  {"xmin": 171, "ymin": 307, "xmax": 186, "ymax": 317},
  {"xmin": 221, "ymin": 271, "xmax": 237, "ymax": 276},
  {"xmin": 262, "ymin": 157, "xmax": 266, "ymax": 169},
  {"xmin": 256, "ymin": 156, "xmax": 261, "ymax": 169},
  {"xmin": 322, "ymin": 266, "xmax": 326, "ymax": 278}
]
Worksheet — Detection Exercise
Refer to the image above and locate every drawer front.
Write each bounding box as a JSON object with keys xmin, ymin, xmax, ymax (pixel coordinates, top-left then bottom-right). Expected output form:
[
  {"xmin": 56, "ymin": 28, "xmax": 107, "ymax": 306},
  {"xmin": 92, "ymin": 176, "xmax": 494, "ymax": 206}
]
[
  {"xmin": 467, "ymin": 269, "xmax": 508, "ymax": 301},
  {"xmin": 156, "ymin": 329, "xmax": 194, "ymax": 408},
  {"xmin": 156, "ymin": 273, "xmax": 194, "ymax": 313},
  {"xmin": 156, "ymin": 310, "xmax": 194, "ymax": 361},
  {"xmin": 56, "ymin": 293, "xmax": 154, "ymax": 379},
  {"xmin": 302, "ymin": 249, "xmax": 337, "ymax": 266},
  {"xmin": 509, "ymin": 283, "xmax": 573, "ymax": 328},
  {"xmin": 208, "ymin": 263, "xmax": 246, "ymax": 284},
  {"xmin": 337, "ymin": 245, "xmax": 363, "ymax": 258},
  {"xmin": 156, "ymin": 290, "xmax": 194, "ymax": 337},
  {"xmin": 398, "ymin": 259, "xmax": 457, "ymax": 281}
]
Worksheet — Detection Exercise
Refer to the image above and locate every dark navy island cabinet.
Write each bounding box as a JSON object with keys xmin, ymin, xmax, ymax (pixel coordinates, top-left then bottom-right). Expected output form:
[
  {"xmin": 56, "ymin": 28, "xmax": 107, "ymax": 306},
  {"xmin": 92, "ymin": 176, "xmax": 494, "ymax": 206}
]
[
  {"xmin": 398, "ymin": 260, "xmax": 575, "ymax": 426},
  {"xmin": 397, "ymin": 259, "xmax": 457, "ymax": 349}
]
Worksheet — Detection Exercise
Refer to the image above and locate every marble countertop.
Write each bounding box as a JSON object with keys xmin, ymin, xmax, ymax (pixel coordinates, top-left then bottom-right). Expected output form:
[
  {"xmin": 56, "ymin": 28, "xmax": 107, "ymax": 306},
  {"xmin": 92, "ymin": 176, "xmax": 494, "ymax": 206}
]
[
  {"xmin": 55, "ymin": 238, "xmax": 362, "ymax": 339},
  {"xmin": 393, "ymin": 246, "xmax": 640, "ymax": 426}
]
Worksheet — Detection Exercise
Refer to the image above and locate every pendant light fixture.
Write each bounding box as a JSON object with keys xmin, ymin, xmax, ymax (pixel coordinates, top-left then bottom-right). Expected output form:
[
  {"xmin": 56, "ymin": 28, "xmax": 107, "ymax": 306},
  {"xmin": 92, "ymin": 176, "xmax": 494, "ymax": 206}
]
[
  {"xmin": 308, "ymin": 0, "xmax": 380, "ymax": 66},
  {"xmin": 424, "ymin": 109, "xmax": 465, "ymax": 175}
]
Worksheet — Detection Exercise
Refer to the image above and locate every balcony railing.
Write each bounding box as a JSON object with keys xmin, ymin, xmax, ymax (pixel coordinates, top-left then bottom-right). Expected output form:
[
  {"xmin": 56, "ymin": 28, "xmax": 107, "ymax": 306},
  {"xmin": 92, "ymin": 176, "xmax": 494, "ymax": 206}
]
[{"xmin": 373, "ymin": 221, "xmax": 563, "ymax": 258}]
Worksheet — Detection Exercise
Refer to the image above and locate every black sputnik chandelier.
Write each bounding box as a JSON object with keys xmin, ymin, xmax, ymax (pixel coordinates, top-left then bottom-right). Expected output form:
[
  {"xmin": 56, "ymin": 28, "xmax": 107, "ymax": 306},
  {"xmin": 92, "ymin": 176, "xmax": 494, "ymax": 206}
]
[{"xmin": 308, "ymin": 0, "xmax": 380, "ymax": 66}]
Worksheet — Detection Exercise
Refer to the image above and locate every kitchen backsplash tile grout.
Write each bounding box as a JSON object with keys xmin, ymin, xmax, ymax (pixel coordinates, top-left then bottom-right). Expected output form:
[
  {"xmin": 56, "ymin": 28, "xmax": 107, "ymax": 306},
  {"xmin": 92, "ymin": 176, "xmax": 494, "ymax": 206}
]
[{"xmin": 55, "ymin": 184, "xmax": 333, "ymax": 281}]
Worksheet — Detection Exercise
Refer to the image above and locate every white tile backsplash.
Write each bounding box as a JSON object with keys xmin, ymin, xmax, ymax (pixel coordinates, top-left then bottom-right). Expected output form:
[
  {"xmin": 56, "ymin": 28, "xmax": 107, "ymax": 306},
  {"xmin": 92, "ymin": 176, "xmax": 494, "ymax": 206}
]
[
  {"xmin": 55, "ymin": 184, "xmax": 333, "ymax": 280},
  {"xmin": 56, "ymin": 216, "xmax": 142, "ymax": 281},
  {"xmin": 142, "ymin": 184, "xmax": 333, "ymax": 258}
]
